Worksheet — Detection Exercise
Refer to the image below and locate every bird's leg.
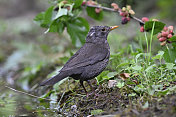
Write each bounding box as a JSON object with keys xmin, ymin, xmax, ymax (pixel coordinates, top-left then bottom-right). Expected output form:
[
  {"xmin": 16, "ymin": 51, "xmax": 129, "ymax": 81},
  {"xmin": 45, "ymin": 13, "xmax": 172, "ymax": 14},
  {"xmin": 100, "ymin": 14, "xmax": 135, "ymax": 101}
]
[
  {"xmin": 87, "ymin": 80, "xmax": 103, "ymax": 97},
  {"xmin": 87, "ymin": 80, "xmax": 100, "ymax": 98},
  {"xmin": 86, "ymin": 80, "xmax": 95, "ymax": 94},
  {"xmin": 80, "ymin": 80, "xmax": 88, "ymax": 96}
]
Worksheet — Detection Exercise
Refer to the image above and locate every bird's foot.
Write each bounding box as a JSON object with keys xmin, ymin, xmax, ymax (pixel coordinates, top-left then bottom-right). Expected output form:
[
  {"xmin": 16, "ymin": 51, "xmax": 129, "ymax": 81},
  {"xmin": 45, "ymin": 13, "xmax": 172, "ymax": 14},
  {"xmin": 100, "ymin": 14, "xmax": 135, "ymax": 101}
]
[
  {"xmin": 86, "ymin": 91, "xmax": 106, "ymax": 98},
  {"xmin": 86, "ymin": 91, "xmax": 95, "ymax": 98}
]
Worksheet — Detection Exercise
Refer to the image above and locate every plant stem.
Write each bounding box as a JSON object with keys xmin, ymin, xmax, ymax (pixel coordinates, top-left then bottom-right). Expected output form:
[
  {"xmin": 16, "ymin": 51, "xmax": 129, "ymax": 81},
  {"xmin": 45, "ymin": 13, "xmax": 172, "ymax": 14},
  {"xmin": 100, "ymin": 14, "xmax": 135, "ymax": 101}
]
[
  {"xmin": 144, "ymin": 32, "xmax": 148, "ymax": 63},
  {"xmin": 85, "ymin": 4, "xmax": 144, "ymax": 25},
  {"xmin": 166, "ymin": 44, "xmax": 171, "ymax": 59},
  {"xmin": 5, "ymin": 86, "xmax": 57, "ymax": 102},
  {"xmin": 149, "ymin": 21, "xmax": 156, "ymax": 63}
]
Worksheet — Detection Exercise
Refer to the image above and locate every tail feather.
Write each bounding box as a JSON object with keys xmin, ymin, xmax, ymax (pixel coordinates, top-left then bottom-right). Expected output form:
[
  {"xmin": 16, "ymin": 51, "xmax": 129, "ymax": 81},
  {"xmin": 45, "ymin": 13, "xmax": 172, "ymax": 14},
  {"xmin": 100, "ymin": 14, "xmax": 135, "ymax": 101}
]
[{"xmin": 40, "ymin": 72, "xmax": 68, "ymax": 86}]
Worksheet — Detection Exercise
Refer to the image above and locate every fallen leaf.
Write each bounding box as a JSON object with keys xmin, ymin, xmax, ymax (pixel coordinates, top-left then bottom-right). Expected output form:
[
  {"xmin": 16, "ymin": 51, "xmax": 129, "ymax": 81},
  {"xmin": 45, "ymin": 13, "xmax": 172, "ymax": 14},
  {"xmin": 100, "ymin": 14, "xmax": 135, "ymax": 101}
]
[
  {"xmin": 120, "ymin": 73, "xmax": 130, "ymax": 80},
  {"xmin": 108, "ymin": 80, "xmax": 117, "ymax": 88}
]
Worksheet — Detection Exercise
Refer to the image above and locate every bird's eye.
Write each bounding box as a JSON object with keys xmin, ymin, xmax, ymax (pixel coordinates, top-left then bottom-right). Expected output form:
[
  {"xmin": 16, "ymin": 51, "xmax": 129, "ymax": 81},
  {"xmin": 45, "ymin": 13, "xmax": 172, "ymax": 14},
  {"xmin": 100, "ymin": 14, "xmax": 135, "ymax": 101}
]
[{"xmin": 101, "ymin": 28, "xmax": 106, "ymax": 31}]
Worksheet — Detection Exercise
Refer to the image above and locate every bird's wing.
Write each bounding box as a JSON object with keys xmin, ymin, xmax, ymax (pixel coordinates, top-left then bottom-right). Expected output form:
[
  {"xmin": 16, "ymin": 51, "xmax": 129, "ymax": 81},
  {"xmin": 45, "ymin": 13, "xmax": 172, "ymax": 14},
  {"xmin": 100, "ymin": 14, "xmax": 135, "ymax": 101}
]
[{"xmin": 60, "ymin": 43, "xmax": 109, "ymax": 72}]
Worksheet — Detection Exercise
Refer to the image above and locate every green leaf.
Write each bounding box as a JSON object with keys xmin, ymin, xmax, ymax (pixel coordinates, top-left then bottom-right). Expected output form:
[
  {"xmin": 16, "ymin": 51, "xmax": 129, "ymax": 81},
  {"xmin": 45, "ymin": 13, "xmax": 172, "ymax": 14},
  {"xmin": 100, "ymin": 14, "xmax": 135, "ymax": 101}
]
[
  {"xmin": 142, "ymin": 101, "xmax": 149, "ymax": 109},
  {"xmin": 107, "ymin": 72, "xmax": 118, "ymax": 78},
  {"xmin": 116, "ymin": 62, "xmax": 130, "ymax": 68},
  {"xmin": 86, "ymin": 7, "xmax": 103, "ymax": 20},
  {"xmin": 128, "ymin": 93, "xmax": 136, "ymax": 97},
  {"xmin": 164, "ymin": 47, "xmax": 176, "ymax": 63},
  {"xmin": 152, "ymin": 51, "xmax": 164, "ymax": 60},
  {"xmin": 50, "ymin": 93, "xmax": 58, "ymax": 104},
  {"xmin": 34, "ymin": 12, "xmax": 45, "ymax": 26},
  {"xmin": 134, "ymin": 84, "xmax": 145, "ymax": 92},
  {"xmin": 74, "ymin": 0, "xmax": 83, "ymax": 8},
  {"xmin": 96, "ymin": 71, "xmax": 109, "ymax": 84},
  {"xmin": 168, "ymin": 36, "xmax": 176, "ymax": 42},
  {"xmin": 66, "ymin": 17, "xmax": 89, "ymax": 46},
  {"xmin": 48, "ymin": 20, "xmax": 65, "ymax": 34},
  {"xmin": 168, "ymin": 36, "xmax": 176, "ymax": 47},
  {"xmin": 53, "ymin": 8, "xmax": 68, "ymax": 20},
  {"xmin": 91, "ymin": 109, "xmax": 104, "ymax": 115},
  {"xmin": 145, "ymin": 64, "xmax": 156, "ymax": 72},
  {"xmin": 117, "ymin": 82, "xmax": 124, "ymax": 88},
  {"xmin": 34, "ymin": 6, "xmax": 54, "ymax": 28},
  {"xmin": 144, "ymin": 21, "xmax": 165, "ymax": 35},
  {"xmin": 172, "ymin": 42, "xmax": 176, "ymax": 47},
  {"xmin": 39, "ymin": 90, "xmax": 54, "ymax": 102},
  {"xmin": 157, "ymin": 89, "xmax": 169, "ymax": 96},
  {"xmin": 132, "ymin": 65, "xmax": 142, "ymax": 71},
  {"xmin": 166, "ymin": 63, "xmax": 175, "ymax": 70},
  {"xmin": 43, "ymin": 6, "xmax": 54, "ymax": 26}
]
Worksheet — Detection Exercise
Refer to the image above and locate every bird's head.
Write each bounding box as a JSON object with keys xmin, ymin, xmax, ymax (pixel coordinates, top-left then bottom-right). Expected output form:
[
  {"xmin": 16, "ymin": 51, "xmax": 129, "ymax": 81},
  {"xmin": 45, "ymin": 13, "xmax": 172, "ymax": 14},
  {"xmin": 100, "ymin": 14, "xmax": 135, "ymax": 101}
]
[{"xmin": 86, "ymin": 26, "xmax": 118, "ymax": 43}]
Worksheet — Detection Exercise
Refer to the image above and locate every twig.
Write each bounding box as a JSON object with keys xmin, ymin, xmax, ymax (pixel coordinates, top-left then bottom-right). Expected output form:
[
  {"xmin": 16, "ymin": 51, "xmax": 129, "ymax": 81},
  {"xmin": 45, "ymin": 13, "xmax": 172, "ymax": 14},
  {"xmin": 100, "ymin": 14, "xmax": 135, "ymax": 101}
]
[
  {"xmin": 5, "ymin": 86, "xmax": 57, "ymax": 102},
  {"xmin": 85, "ymin": 4, "xmax": 145, "ymax": 25},
  {"xmin": 86, "ymin": 4, "xmax": 115, "ymax": 12}
]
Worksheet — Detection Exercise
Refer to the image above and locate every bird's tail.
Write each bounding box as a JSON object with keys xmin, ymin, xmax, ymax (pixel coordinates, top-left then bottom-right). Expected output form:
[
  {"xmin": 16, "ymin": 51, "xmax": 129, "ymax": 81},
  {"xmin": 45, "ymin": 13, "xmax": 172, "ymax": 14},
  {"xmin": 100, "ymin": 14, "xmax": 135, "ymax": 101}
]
[{"xmin": 40, "ymin": 72, "xmax": 68, "ymax": 86}]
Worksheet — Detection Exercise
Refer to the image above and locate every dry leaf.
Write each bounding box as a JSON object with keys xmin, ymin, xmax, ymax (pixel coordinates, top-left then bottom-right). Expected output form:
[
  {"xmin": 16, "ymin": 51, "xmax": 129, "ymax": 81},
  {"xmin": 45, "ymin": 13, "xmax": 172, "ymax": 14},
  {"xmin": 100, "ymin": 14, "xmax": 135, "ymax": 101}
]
[
  {"xmin": 108, "ymin": 80, "xmax": 117, "ymax": 88},
  {"xmin": 120, "ymin": 73, "xmax": 130, "ymax": 80}
]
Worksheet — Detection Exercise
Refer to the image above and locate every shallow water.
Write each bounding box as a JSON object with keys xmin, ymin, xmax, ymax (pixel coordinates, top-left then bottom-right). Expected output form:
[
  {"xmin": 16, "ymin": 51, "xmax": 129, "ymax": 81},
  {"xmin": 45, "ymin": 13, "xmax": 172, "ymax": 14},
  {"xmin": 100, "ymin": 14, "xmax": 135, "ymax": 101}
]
[{"xmin": 0, "ymin": 82, "xmax": 58, "ymax": 117}]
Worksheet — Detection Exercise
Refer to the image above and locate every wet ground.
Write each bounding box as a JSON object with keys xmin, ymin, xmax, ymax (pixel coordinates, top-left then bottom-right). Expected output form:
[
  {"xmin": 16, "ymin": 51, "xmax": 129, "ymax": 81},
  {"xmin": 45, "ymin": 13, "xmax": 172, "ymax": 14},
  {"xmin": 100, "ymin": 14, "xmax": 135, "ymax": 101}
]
[{"xmin": 1, "ymin": 79, "xmax": 176, "ymax": 116}]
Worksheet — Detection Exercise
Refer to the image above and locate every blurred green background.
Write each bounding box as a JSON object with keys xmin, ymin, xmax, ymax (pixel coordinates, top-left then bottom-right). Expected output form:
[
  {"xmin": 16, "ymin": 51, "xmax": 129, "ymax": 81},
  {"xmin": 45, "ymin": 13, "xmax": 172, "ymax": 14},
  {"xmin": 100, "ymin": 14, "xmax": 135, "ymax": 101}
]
[{"xmin": 0, "ymin": 0, "xmax": 176, "ymax": 116}]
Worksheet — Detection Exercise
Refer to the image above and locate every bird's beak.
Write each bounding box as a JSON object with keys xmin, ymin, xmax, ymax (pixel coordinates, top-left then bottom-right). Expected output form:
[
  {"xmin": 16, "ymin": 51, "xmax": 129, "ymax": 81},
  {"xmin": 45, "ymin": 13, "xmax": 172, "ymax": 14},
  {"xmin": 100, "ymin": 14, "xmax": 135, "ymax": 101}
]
[{"xmin": 110, "ymin": 26, "xmax": 119, "ymax": 31}]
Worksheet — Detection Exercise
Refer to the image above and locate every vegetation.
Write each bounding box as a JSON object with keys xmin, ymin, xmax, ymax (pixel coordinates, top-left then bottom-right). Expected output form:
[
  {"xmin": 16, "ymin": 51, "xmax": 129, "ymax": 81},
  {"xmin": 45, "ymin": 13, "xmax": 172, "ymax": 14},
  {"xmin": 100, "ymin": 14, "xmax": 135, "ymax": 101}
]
[{"xmin": 0, "ymin": 0, "xmax": 176, "ymax": 116}]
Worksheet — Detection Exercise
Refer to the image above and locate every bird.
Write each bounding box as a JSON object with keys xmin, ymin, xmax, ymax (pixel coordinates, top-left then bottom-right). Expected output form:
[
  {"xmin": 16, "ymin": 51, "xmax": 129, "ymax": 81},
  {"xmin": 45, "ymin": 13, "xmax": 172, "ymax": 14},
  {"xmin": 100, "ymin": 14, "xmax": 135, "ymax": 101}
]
[{"xmin": 40, "ymin": 25, "xmax": 118, "ymax": 96}]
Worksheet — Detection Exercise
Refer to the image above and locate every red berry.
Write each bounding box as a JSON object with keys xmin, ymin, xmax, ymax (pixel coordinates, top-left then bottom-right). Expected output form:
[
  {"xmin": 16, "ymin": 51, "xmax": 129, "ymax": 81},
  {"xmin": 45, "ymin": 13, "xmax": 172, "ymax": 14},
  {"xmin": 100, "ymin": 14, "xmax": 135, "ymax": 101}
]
[
  {"xmin": 120, "ymin": 12, "xmax": 127, "ymax": 17},
  {"xmin": 169, "ymin": 29, "xmax": 173, "ymax": 34},
  {"xmin": 140, "ymin": 26, "xmax": 144, "ymax": 32},
  {"xmin": 163, "ymin": 26, "xmax": 168, "ymax": 31},
  {"xmin": 159, "ymin": 37, "xmax": 167, "ymax": 42},
  {"xmin": 111, "ymin": 3, "xmax": 119, "ymax": 10},
  {"xmin": 127, "ymin": 17, "xmax": 130, "ymax": 21},
  {"xmin": 142, "ymin": 17, "xmax": 149, "ymax": 22},
  {"xmin": 121, "ymin": 17, "xmax": 128, "ymax": 24},
  {"xmin": 157, "ymin": 33, "xmax": 162, "ymax": 39},
  {"xmin": 81, "ymin": 1, "xmax": 86, "ymax": 6},
  {"xmin": 87, "ymin": 1, "xmax": 91, "ymax": 5},
  {"xmin": 87, "ymin": 1, "xmax": 96, "ymax": 5},
  {"xmin": 120, "ymin": 12, "xmax": 124, "ymax": 16},
  {"xmin": 124, "ymin": 11, "xmax": 128, "ymax": 17},
  {"xmin": 162, "ymin": 31, "xmax": 169, "ymax": 37},
  {"xmin": 95, "ymin": 8, "xmax": 102, "ymax": 13},
  {"xmin": 168, "ymin": 26, "xmax": 174, "ymax": 31},
  {"xmin": 167, "ymin": 34, "xmax": 173, "ymax": 39}
]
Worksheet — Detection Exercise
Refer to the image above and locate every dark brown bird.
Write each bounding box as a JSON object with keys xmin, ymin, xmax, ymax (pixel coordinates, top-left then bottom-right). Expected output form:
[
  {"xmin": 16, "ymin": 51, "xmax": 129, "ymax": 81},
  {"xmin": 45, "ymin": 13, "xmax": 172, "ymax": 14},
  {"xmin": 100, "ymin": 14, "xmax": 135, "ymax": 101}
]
[{"xmin": 40, "ymin": 26, "xmax": 118, "ymax": 96}]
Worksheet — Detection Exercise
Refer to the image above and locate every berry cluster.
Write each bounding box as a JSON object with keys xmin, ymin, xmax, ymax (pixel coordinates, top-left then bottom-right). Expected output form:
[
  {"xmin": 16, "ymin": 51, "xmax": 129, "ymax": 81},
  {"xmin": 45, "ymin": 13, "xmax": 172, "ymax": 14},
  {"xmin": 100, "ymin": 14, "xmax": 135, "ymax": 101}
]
[
  {"xmin": 111, "ymin": 3, "xmax": 135, "ymax": 24},
  {"xmin": 120, "ymin": 5, "xmax": 135, "ymax": 24},
  {"xmin": 157, "ymin": 26, "xmax": 174, "ymax": 46},
  {"xmin": 82, "ymin": 0, "xmax": 102, "ymax": 13},
  {"xmin": 82, "ymin": 1, "xmax": 175, "ymax": 47}
]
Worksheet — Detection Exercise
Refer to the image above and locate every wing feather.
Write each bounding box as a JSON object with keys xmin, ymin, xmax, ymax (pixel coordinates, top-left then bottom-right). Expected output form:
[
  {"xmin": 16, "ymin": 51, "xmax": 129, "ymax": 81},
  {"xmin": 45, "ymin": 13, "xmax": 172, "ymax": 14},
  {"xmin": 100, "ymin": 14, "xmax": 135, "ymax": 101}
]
[{"xmin": 60, "ymin": 43, "xmax": 109, "ymax": 72}]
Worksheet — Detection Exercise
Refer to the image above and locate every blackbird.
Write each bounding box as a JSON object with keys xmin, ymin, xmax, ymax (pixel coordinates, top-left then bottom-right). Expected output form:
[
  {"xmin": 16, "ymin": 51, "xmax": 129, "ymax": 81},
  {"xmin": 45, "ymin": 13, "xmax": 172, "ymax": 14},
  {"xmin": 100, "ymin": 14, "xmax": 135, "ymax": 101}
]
[{"xmin": 40, "ymin": 25, "xmax": 118, "ymax": 95}]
